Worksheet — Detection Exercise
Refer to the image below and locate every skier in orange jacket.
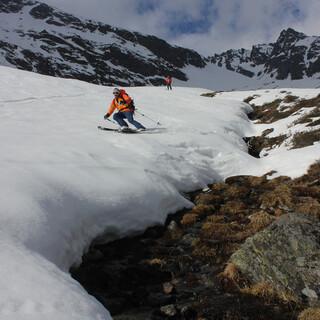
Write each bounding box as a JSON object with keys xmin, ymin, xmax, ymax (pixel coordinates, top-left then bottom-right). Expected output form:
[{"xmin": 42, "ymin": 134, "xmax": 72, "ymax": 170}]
[{"xmin": 104, "ymin": 88, "xmax": 145, "ymax": 131}]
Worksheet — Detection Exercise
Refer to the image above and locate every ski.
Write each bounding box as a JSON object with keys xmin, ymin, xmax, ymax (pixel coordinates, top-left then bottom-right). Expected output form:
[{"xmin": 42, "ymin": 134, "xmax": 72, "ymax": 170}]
[
  {"xmin": 97, "ymin": 126, "xmax": 166, "ymax": 134},
  {"xmin": 97, "ymin": 126, "xmax": 139, "ymax": 134}
]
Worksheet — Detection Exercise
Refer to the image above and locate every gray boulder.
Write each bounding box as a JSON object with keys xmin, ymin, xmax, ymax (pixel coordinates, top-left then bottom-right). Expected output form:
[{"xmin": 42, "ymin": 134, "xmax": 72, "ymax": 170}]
[{"xmin": 230, "ymin": 213, "xmax": 320, "ymax": 305}]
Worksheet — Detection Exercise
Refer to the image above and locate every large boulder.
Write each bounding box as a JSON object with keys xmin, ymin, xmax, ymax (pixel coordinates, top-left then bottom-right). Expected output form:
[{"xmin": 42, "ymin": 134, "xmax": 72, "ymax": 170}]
[{"xmin": 230, "ymin": 213, "xmax": 320, "ymax": 306}]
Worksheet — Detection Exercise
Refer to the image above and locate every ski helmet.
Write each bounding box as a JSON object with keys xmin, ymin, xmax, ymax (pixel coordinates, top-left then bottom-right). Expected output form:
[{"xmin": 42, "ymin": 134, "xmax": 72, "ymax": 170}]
[{"xmin": 113, "ymin": 88, "xmax": 120, "ymax": 95}]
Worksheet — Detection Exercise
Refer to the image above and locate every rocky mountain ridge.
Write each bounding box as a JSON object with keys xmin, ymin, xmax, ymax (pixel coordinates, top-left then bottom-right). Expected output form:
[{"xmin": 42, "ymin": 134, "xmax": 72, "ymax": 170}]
[
  {"xmin": 0, "ymin": 0, "xmax": 204, "ymax": 86},
  {"xmin": 209, "ymin": 28, "xmax": 320, "ymax": 81},
  {"xmin": 0, "ymin": 0, "xmax": 320, "ymax": 87}
]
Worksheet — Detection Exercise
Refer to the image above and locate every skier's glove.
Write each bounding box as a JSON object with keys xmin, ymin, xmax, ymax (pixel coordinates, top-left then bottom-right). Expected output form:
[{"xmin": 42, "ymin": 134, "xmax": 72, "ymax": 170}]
[{"xmin": 104, "ymin": 113, "xmax": 110, "ymax": 119}]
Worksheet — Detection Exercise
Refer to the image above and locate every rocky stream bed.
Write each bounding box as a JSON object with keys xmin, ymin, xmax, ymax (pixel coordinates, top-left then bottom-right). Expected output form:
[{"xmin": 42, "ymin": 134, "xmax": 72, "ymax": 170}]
[{"xmin": 71, "ymin": 161, "xmax": 320, "ymax": 320}]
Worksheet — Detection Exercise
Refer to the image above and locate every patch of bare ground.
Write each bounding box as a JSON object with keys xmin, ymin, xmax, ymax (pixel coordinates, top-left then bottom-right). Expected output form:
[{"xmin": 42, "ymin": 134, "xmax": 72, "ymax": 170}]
[
  {"xmin": 291, "ymin": 128, "xmax": 320, "ymax": 149},
  {"xmin": 200, "ymin": 92, "xmax": 217, "ymax": 97},
  {"xmin": 72, "ymin": 162, "xmax": 320, "ymax": 319},
  {"xmin": 244, "ymin": 134, "xmax": 288, "ymax": 158},
  {"xmin": 243, "ymin": 94, "xmax": 260, "ymax": 104},
  {"xmin": 244, "ymin": 94, "xmax": 320, "ymax": 155},
  {"xmin": 298, "ymin": 308, "xmax": 320, "ymax": 320}
]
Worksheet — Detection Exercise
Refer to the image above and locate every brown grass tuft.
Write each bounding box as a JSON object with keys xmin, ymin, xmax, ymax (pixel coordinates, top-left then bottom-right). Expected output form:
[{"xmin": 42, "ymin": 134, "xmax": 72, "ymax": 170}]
[
  {"xmin": 205, "ymin": 214, "xmax": 225, "ymax": 224},
  {"xmin": 221, "ymin": 262, "xmax": 240, "ymax": 282},
  {"xmin": 241, "ymin": 282, "xmax": 297, "ymax": 304},
  {"xmin": 294, "ymin": 161, "xmax": 320, "ymax": 185},
  {"xmin": 210, "ymin": 182, "xmax": 228, "ymax": 193},
  {"xmin": 218, "ymin": 262, "xmax": 246, "ymax": 292},
  {"xmin": 219, "ymin": 201, "xmax": 247, "ymax": 215},
  {"xmin": 243, "ymin": 95, "xmax": 259, "ymax": 104},
  {"xmin": 192, "ymin": 242, "xmax": 217, "ymax": 258},
  {"xmin": 259, "ymin": 184, "xmax": 292, "ymax": 208},
  {"xmin": 294, "ymin": 197, "xmax": 320, "ymax": 219},
  {"xmin": 145, "ymin": 258, "xmax": 165, "ymax": 266},
  {"xmin": 247, "ymin": 211, "xmax": 275, "ymax": 233},
  {"xmin": 201, "ymin": 222, "xmax": 242, "ymax": 240},
  {"xmin": 194, "ymin": 193, "xmax": 222, "ymax": 206},
  {"xmin": 291, "ymin": 129, "xmax": 320, "ymax": 149},
  {"xmin": 298, "ymin": 308, "xmax": 320, "ymax": 320},
  {"xmin": 283, "ymin": 95, "xmax": 299, "ymax": 103},
  {"xmin": 181, "ymin": 213, "xmax": 198, "ymax": 226},
  {"xmin": 201, "ymin": 92, "xmax": 217, "ymax": 97},
  {"xmin": 292, "ymin": 185, "xmax": 320, "ymax": 199},
  {"xmin": 223, "ymin": 185, "xmax": 250, "ymax": 200},
  {"xmin": 190, "ymin": 204, "xmax": 216, "ymax": 216}
]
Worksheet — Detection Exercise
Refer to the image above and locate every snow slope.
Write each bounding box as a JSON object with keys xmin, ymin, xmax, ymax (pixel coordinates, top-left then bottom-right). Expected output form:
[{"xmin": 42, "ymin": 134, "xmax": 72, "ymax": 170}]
[
  {"xmin": 0, "ymin": 66, "xmax": 319, "ymax": 319},
  {"xmin": 175, "ymin": 63, "xmax": 320, "ymax": 91}
]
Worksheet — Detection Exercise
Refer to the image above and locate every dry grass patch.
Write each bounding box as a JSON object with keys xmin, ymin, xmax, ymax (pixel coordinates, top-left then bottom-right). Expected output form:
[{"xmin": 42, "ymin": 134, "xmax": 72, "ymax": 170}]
[
  {"xmin": 190, "ymin": 204, "xmax": 216, "ymax": 217},
  {"xmin": 292, "ymin": 185, "xmax": 320, "ymax": 199},
  {"xmin": 265, "ymin": 176, "xmax": 292, "ymax": 189},
  {"xmin": 293, "ymin": 106, "xmax": 320, "ymax": 126},
  {"xmin": 308, "ymin": 118, "xmax": 320, "ymax": 127},
  {"xmin": 205, "ymin": 214, "xmax": 225, "ymax": 224},
  {"xmin": 245, "ymin": 134, "xmax": 288, "ymax": 158},
  {"xmin": 241, "ymin": 282, "xmax": 297, "ymax": 305},
  {"xmin": 294, "ymin": 161, "xmax": 320, "ymax": 185},
  {"xmin": 181, "ymin": 213, "xmax": 198, "ymax": 226},
  {"xmin": 200, "ymin": 92, "xmax": 217, "ymax": 97},
  {"xmin": 223, "ymin": 185, "xmax": 250, "ymax": 200},
  {"xmin": 192, "ymin": 242, "xmax": 217, "ymax": 258},
  {"xmin": 246, "ymin": 175, "xmax": 268, "ymax": 187},
  {"xmin": 219, "ymin": 201, "xmax": 247, "ymax": 215},
  {"xmin": 250, "ymin": 99, "xmax": 285, "ymax": 123},
  {"xmin": 243, "ymin": 95, "xmax": 260, "ymax": 104},
  {"xmin": 181, "ymin": 204, "xmax": 216, "ymax": 226},
  {"xmin": 283, "ymin": 95, "xmax": 299, "ymax": 103},
  {"xmin": 259, "ymin": 184, "xmax": 293, "ymax": 208},
  {"xmin": 294, "ymin": 197, "xmax": 320, "ymax": 219},
  {"xmin": 295, "ymin": 94, "xmax": 320, "ymax": 109},
  {"xmin": 247, "ymin": 211, "xmax": 275, "ymax": 233},
  {"xmin": 250, "ymin": 94, "xmax": 320, "ymax": 125},
  {"xmin": 298, "ymin": 308, "xmax": 320, "ymax": 320},
  {"xmin": 201, "ymin": 222, "xmax": 242, "ymax": 240},
  {"xmin": 194, "ymin": 193, "xmax": 221, "ymax": 206},
  {"xmin": 218, "ymin": 262, "xmax": 248, "ymax": 291},
  {"xmin": 145, "ymin": 258, "xmax": 166, "ymax": 266},
  {"xmin": 291, "ymin": 128, "xmax": 320, "ymax": 149},
  {"xmin": 210, "ymin": 182, "xmax": 228, "ymax": 193}
]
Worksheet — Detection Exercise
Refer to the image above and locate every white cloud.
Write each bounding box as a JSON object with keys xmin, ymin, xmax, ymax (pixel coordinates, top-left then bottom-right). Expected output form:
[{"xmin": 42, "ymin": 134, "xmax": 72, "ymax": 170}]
[{"xmin": 40, "ymin": 0, "xmax": 320, "ymax": 55}]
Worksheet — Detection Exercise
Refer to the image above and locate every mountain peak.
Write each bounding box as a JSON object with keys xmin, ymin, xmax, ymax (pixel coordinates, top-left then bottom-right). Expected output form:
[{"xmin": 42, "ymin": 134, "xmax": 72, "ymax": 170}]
[{"xmin": 277, "ymin": 28, "xmax": 306, "ymax": 43}]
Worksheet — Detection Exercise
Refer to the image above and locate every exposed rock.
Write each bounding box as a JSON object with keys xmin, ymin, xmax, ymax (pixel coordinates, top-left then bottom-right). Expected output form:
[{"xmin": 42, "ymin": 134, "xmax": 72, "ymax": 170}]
[
  {"xmin": 0, "ymin": 0, "xmax": 203, "ymax": 86},
  {"xmin": 231, "ymin": 213, "xmax": 320, "ymax": 306},
  {"xmin": 1, "ymin": 1, "xmax": 320, "ymax": 85},
  {"xmin": 160, "ymin": 304, "xmax": 177, "ymax": 317},
  {"xmin": 209, "ymin": 28, "xmax": 320, "ymax": 80}
]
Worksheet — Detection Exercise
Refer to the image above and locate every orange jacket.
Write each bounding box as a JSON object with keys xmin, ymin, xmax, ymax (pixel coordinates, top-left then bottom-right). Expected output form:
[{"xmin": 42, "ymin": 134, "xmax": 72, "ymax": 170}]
[{"xmin": 107, "ymin": 90, "xmax": 133, "ymax": 115}]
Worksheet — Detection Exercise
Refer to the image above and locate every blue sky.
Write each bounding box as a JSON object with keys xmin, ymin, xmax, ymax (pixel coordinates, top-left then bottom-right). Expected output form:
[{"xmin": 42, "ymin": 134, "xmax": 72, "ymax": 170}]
[{"xmin": 41, "ymin": 0, "xmax": 320, "ymax": 55}]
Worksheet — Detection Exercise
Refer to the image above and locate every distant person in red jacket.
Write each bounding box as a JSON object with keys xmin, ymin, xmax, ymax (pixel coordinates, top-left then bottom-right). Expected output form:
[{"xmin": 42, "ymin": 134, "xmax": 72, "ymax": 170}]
[{"xmin": 164, "ymin": 75, "xmax": 173, "ymax": 90}]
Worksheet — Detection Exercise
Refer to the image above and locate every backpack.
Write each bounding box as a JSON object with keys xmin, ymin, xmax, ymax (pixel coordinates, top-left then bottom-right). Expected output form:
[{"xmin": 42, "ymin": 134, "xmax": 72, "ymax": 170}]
[{"xmin": 119, "ymin": 89, "xmax": 135, "ymax": 111}]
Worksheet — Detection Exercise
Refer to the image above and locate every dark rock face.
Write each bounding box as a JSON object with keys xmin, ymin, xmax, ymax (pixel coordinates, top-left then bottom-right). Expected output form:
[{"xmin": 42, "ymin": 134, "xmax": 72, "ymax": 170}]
[
  {"xmin": 209, "ymin": 28, "xmax": 320, "ymax": 80},
  {"xmin": 0, "ymin": 0, "xmax": 204, "ymax": 86},
  {"xmin": 1, "ymin": 0, "xmax": 320, "ymax": 85},
  {"xmin": 210, "ymin": 48, "xmax": 254, "ymax": 77},
  {"xmin": 0, "ymin": 0, "xmax": 33, "ymax": 13},
  {"xmin": 231, "ymin": 213, "xmax": 320, "ymax": 306}
]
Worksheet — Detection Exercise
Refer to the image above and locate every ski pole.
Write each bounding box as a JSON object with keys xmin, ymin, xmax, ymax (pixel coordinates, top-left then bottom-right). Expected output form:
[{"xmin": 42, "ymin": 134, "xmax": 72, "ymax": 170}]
[
  {"xmin": 106, "ymin": 117, "xmax": 118, "ymax": 125},
  {"xmin": 135, "ymin": 109, "xmax": 161, "ymax": 126}
]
